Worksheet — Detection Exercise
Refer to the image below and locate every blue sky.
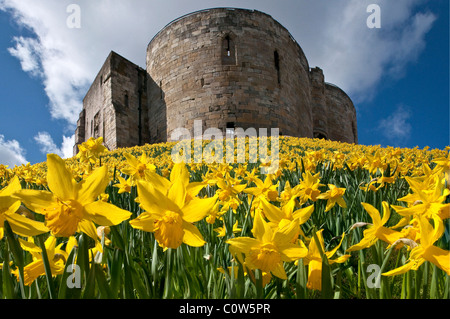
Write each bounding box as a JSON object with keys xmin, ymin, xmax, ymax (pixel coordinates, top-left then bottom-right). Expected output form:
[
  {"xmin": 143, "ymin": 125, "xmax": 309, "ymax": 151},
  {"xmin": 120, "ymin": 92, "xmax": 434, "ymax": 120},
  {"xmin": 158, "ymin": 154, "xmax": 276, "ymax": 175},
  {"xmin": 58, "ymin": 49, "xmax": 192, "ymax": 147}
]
[{"xmin": 0, "ymin": 0, "xmax": 448, "ymax": 166}]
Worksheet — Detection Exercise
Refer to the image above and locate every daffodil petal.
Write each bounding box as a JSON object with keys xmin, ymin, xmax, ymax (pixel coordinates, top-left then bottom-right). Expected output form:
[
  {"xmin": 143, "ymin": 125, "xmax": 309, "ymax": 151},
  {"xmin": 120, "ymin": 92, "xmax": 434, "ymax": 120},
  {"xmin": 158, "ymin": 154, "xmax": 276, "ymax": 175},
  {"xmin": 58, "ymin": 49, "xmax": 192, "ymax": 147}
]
[
  {"xmin": 226, "ymin": 237, "xmax": 261, "ymax": 255},
  {"xmin": 278, "ymin": 242, "xmax": 308, "ymax": 261},
  {"xmin": 259, "ymin": 198, "xmax": 283, "ymax": 223},
  {"xmin": 0, "ymin": 176, "xmax": 21, "ymax": 196},
  {"xmin": 84, "ymin": 201, "xmax": 131, "ymax": 226},
  {"xmin": 168, "ymin": 178, "xmax": 186, "ymax": 209},
  {"xmin": 361, "ymin": 202, "xmax": 382, "ymax": 225},
  {"xmin": 182, "ymin": 221, "xmax": 206, "ymax": 247},
  {"xmin": 382, "ymin": 261, "xmax": 415, "ymax": 276},
  {"xmin": 252, "ymin": 211, "xmax": 273, "ymax": 242},
  {"xmin": 182, "ymin": 196, "xmax": 217, "ymax": 223},
  {"xmin": 12, "ymin": 189, "xmax": 57, "ymax": 215},
  {"xmin": 273, "ymin": 218, "xmax": 300, "ymax": 245},
  {"xmin": 77, "ymin": 165, "xmax": 110, "ymax": 205},
  {"xmin": 423, "ymin": 245, "xmax": 450, "ymax": 275},
  {"xmin": 78, "ymin": 219, "xmax": 100, "ymax": 241},
  {"xmin": 137, "ymin": 180, "xmax": 180, "ymax": 215},
  {"xmin": 271, "ymin": 262, "xmax": 287, "ymax": 280},
  {"xmin": 292, "ymin": 205, "xmax": 315, "ymax": 224},
  {"xmin": 46, "ymin": 154, "xmax": 76, "ymax": 201},
  {"xmin": 129, "ymin": 212, "xmax": 157, "ymax": 232},
  {"xmin": 6, "ymin": 213, "xmax": 49, "ymax": 237}
]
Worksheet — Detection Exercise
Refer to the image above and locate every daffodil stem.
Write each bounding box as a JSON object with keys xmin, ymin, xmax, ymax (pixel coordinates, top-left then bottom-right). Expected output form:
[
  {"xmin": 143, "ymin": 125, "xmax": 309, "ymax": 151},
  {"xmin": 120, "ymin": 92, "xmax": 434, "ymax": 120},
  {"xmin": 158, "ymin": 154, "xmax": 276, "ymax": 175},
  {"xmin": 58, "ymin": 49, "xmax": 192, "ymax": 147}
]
[
  {"xmin": 36, "ymin": 235, "xmax": 56, "ymax": 299},
  {"xmin": 163, "ymin": 248, "xmax": 173, "ymax": 299},
  {"xmin": 255, "ymin": 269, "xmax": 264, "ymax": 299},
  {"xmin": 4, "ymin": 221, "xmax": 26, "ymax": 299}
]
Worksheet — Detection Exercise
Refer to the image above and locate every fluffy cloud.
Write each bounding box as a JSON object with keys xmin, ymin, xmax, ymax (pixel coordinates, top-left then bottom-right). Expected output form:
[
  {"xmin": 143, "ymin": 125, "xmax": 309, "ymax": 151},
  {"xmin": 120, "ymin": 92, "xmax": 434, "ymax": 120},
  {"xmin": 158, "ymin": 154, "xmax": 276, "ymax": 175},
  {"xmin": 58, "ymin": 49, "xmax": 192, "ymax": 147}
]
[
  {"xmin": 377, "ymin": 105, "xmax": 412, "ymax": 145},
  {"xmin": 34, "ymin": 132, "xmax": 75, "ymax": 159},
  {"xmin": 0, "ymin": 0, "xmax": 437, "ymax": 127},
  {"xmin": 0, "ymin": 135, "xmax": 28, "ymax": 167},
  {"xmin": 301, "ymin": 0, "xmax": 436, "ymax": 102}
]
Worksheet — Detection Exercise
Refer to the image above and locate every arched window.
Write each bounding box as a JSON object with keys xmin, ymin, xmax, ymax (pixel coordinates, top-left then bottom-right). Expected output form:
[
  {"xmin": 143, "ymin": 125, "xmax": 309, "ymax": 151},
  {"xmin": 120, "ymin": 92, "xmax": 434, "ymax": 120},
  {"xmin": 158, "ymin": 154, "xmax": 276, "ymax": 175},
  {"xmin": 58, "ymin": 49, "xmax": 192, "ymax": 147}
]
[{"xmin": 222, "ymin": 34, "xmax": 236, "ymax": 65}]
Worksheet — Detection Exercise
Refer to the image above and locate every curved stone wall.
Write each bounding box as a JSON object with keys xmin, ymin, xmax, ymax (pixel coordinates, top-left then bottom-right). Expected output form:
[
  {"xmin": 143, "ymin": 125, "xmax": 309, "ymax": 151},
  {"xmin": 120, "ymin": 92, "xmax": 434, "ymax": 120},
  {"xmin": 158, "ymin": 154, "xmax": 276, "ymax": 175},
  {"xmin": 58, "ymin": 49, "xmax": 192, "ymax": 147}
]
[{"xmin": 146, "ymin": 8, "xmax": 313, "ymax": 142}]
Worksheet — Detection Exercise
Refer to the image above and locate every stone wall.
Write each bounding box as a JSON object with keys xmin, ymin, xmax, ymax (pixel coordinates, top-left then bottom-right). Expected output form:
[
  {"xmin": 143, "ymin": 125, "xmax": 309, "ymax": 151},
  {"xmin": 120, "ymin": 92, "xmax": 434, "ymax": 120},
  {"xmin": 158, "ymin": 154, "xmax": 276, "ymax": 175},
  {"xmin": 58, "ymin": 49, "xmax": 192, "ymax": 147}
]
[
  {"xmin": 74, "ymin": 51, "xmax": 148, "ymax": 155},
  {"xmin": 325, "ymin": 83, "xmax": 358, "ymax": 144},
  {"xmin": 147, "ymin": 8, "xmax": 313, "ymax": 142}
]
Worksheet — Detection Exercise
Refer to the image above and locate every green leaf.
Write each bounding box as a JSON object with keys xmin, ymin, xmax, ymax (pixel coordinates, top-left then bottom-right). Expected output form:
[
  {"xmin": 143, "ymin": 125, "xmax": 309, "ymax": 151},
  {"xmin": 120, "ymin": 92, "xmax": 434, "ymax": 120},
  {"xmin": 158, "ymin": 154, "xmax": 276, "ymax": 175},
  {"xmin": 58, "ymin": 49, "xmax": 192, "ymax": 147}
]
[
  {"xmin": 95, "ymin": 264, "xmax": 114, "ymax": 299},
  {"xmin": 2, "ymin": 254, "xmax": 17, "ymax": 299},
  {"xmin": 36, "ymin": 234, "xmax": 56, "ymax": 299},
  {"xmin": 57, "ymin": 245, "xmax": 80, "ymax": 299}
]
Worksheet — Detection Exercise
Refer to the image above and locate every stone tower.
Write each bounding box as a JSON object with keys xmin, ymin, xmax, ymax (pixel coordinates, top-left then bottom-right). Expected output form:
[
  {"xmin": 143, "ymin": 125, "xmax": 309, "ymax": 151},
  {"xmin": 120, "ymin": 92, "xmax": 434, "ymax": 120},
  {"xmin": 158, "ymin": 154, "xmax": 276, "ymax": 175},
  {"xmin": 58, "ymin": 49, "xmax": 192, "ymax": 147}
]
[{"xmin": 74, "ymin": 8, "xmax": 358, "ymax": 155}]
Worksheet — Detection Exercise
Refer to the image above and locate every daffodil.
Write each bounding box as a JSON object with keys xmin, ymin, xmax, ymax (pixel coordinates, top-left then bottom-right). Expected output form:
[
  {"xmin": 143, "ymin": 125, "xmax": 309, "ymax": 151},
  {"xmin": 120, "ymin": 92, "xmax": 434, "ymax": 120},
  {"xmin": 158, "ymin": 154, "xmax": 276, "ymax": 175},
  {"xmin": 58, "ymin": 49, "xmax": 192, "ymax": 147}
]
[
  {"xmin": 121, "ymin": 152, "xmax": 156, "ymax": 182},
  {"xmin": 383, "ymin": 215, "xmax": 450, "ymax": 276},
  {"xmin": 15, "ymin": 236, "xmax": 77, "ymax": 286},
  {"xmin": 259, "ymin": 197, "xmax": 314, "ymax": 237},
  {"xmin": 215, "ymin": 221, "xmax": 242, "ymax": 238},
  {"xmin": 226, "ymin": 213, "xmax": 308, "ymax": 279},
  {"xmin": 296, "ymin": 171, "xmax": 324, "ymax": 204},
  {"xmin": 113, "ymin": 175, "xmax": 133, "ymax": 194},
  {"xmin": 244, "ymin": 174, "xmax": 279, "ymax": 198},
  {"xmin": 347, "ymin": 202, "xmax": 404, "ymax": 252},
  {"xmin": 432, "ymin": 152, "xmax": 449, "ymax": 180},
  {"xmin": 317, "ymin": 184, "xmax": 347, "ymax": 212},
  {"xmin": 391, "ymin": 175, "xmax": 450, "ymax": 220},
  {"xmin": 129, "ymin": 175, "xmax": 217, "ymax": 250},
  {"xmin": 13, "ymin": 154, "xmax": 131, "ymax": 238},
  {"xmin": 304, "ymin": 230, "xmax": 350, "ymax": 290},
  {"xmin": 76, "ymin": 137, "xmax": 108, "ymax": 164},
  {"xmin": 244, "ymin": 175, "xmax": 279, "ymax": 212},
  {"xmin": 216, "ymin": 174, "xmax": 247, "ymax": 203},
  {"xmin": 0, "ymin": 176, "xmax": 49, "ymax": 239}
]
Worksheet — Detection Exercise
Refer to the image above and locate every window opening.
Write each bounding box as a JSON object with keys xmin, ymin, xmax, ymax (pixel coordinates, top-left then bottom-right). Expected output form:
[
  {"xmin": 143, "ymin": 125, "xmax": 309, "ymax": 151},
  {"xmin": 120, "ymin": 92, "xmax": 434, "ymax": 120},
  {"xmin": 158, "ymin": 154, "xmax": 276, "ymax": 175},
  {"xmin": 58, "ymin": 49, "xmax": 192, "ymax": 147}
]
[
  {"xmin": 226, "ymin": 122, "xmax": 235, "ymax": 139},
  {"xmin": 274, "ymin": 51, "xmax": 281, "ymax": 84}
]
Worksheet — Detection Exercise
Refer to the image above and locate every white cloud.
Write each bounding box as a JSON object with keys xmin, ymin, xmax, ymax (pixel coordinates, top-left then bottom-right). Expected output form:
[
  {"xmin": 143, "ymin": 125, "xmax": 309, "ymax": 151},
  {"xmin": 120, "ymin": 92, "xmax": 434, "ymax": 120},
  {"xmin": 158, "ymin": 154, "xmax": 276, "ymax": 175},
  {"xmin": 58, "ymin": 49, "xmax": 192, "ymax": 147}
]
[
  {"xmin": 0, "ymin": 0, "xmax": 437, "ymax": 125},
  {"xmin": 0, "ymin": 135, "xmax": 28, "ymax": 167},
  {"xmin": 34, "ymin": 132, "xmax": 75, "ymax": 159},
  {"xmin": 302, "ymin": 0, "xmax": 437, "ymax": 102},
  {"xmin": 377, "ymin": 105, "xmax": 412, "ymax": 145},
  {"xmin": 7, "ymin": 36, "xmax": 42, "ymax": 77}
]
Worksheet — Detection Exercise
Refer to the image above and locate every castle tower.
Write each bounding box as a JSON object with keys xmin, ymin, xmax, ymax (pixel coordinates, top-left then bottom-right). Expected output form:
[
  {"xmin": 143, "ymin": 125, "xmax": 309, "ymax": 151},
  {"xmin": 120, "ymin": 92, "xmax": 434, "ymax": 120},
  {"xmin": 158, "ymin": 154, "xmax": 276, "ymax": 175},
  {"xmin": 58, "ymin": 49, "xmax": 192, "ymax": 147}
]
[
  {"xmin": 310, "ymin": 67, "xmax": 328, "ymax": 140},
  {"xmin": 146, "ymin": 8, "xmax": 314, "ymax": 142},
  {"xmin": 73, "ymin": 51, "xmax": 148, "ymax": 155}
]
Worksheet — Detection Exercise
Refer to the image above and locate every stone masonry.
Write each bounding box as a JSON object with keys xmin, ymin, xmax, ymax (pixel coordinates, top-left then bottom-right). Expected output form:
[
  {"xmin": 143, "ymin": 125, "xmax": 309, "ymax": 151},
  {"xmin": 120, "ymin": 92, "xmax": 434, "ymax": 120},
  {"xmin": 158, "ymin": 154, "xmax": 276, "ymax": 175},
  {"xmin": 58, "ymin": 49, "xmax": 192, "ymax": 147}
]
[{"xmin": 73, "ymin": 8, "xmax": 358, "ymax": 155}]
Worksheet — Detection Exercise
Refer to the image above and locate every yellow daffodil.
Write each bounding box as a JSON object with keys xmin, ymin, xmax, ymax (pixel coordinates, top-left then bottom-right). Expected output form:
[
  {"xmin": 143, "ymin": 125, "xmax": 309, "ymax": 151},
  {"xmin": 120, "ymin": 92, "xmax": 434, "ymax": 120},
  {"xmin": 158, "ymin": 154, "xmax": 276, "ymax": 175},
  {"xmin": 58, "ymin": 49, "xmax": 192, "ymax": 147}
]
[
  {"xmin": 216, "ymin": 174, "xmax": 247, "ymax": 203},
  {"xmin": 383, "ymin": 215, "xmax": 450, "ymax": 276},
  {"xmin": 317, "ymin": 184, "xmax": 347, "ymax": 212},
  {"xmin": 304, "ymin": 229, "xmax": 350, "ymax": 290},
  {"xmin": 76, "ymin": 137, "xmax": 108, "ymax": 164},
  {"xmin": 15, "ymin": 236, "xmax": 77, "ymax": 286},
  {"xmin": 113, "ymin": 175, "xmax": 133, "ymax": 194},
  {"xmin": 259, "ymin": 197, "xmax": 314, "ymax": 237},
  {"xmin": 0, "ymin": 176, "xmax": 49, "ymax": 239},
  {"xmin": 13, "ymin": 154, "xmax": 131, "ymax": 238},
  {"xmin": 296, "ymin": 171, "xmax": 324, "ymax": 204},
  {"xmin": 226, "ymin": 213, "xmax": 308, "ymax": 280},
  {"xmin": 347, "ymin": 202, "xmax": 404, "ymax": 252},
  {"xmin": 215, "ymin": 221, "xmax": 242, "ymax": 238},
  {"xmin": 391, "ymin": 175, "xmax": 450, "ymax": 220},
  {"xmin": 244, "ymin": 175, "xmax": 279, "ymax": 202},
  {"xmin": 129, "ymin": 176, "xmax": 218, "ymax": 250},
  {"xmin": 121, "ymin": 152, "xmax": 156, "ymax": 182}
]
